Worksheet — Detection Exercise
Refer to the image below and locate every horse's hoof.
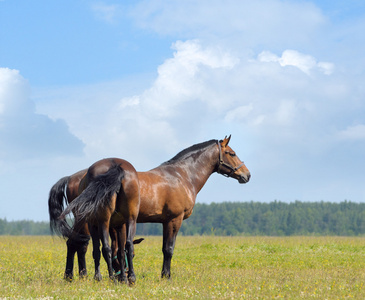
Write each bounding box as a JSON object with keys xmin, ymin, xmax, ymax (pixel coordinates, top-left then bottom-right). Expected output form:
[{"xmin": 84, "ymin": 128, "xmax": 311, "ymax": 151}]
[
  {"xmin": 94, "ymin": 274, "xmax": 102, "ymax": 281},
  {"xmin": 128, "ymin": 275, "xmax": 136, "ymax": 285},
  {"xmin": 79, "ymin": 269, "xmax": 87, "ymax": 279},
  {"xmin": 161, "ymin": 273, "xmax": 171, "ymax": 280},
  {"xmin": 64, "ymin": 273, "xmax": 73, "ymax": 282},
  {"xmin": 115, "ymin": 272, "xmax": 128, "ymax": 284}
]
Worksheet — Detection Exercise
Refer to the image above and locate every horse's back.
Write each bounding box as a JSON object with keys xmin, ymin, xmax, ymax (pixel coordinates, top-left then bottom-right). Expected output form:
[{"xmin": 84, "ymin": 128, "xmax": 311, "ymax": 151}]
[
  {"xmin": 88, "ymin": 158, "xmax": 137, "ymax": 178},
  {"xmin": 66, "ymin": 169, "xmax": 87, "ymax": 202},
  {"xmin": 137, "ymin": 168, "xmax": 195, "ymax": 223}
]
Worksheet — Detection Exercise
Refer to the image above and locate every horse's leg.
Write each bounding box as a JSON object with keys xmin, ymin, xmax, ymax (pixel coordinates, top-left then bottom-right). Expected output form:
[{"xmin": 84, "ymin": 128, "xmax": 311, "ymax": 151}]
[
  {"xmin": 117, "ymin": 223, "xmax": 127, "ymax": 273},
  {"xmin": 125, "ymin": 219, "xmax": 137, "ymax": 284},
  {"xmin": 99, "ymin": 220, "xmax": 114, "ymax": 279},
  {"xmin": 76, "ymin": 239, "xmax": 89, "ymax": 278},
  {"xmin": 90, "ymin": 225, "xmax": 102, "ymax": 281},
  {"xmin": 64, "ymin": 238, "xmax": 77, "ymax": 280},
  {"xmin": 113, "ymin": 224, "xmax": 128, "ymax": 283},
  {"xmin": 110, "ymin": 227, "xmax": 121, "ymax": 274},
  {"xmin": 76, "ymin": 223, "xmax": 90, "ymax": 278},
  {"xmin": 161, "ymin": 215, "xmax": 183, "ymax": 279}
]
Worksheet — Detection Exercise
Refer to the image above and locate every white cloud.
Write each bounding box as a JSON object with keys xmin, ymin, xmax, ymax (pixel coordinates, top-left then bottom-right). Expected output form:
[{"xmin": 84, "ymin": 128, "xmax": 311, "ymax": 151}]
[
  {"xmin": 0, "ymin": 68, "xmax": 84, "ymax": 160},
  {"xmin": 258, "ymin": 50, "xmax": 335, "ymax": 75},
  {"xmin": 140, "ymin": 40, "xmax": 239, "ymax": 118},
  {"xmin": 0, "ymin": 68, "xmax": 32, "ymax": 115},
  {"xmin": 317, "ymin": 62, "xmax": 335, "ymax": 75},
  {"xmin": 36, "ymin": 39, "xmax": 349, "ymax": 164}
]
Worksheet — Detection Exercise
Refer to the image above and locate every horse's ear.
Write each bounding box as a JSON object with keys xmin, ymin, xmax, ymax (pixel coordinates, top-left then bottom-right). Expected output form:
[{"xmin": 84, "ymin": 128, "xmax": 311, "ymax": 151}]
[{"xmin": 222, "ymin": 135, "xmax": 231, "ymax": 147}]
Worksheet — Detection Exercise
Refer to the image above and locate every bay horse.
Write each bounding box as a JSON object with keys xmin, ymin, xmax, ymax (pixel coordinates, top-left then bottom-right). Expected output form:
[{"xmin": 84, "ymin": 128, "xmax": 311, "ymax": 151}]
[
  {"xmin": 136, "ymin": 136, "xmax": 250, "ymax": 278},
  {"xmin": 58, "ymin": 158, "xmax": 140, "ymax": 284},
  {"xmin": 48, "ymin": 169, "xmax": 90, "ymax": 280},
  {"xmin": 48, "ymin": 170, "xmax": 143, "ymax": 281},
  {"xmin": 50, "ymin": 136, "xmax": 250, "ymax": 279}
]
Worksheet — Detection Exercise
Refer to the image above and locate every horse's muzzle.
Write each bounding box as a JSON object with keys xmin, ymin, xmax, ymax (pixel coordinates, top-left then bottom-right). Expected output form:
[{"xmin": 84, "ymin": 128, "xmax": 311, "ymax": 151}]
[{"xmin": 238, "ymin": 173, "xmax": 251, "ymax": 184}]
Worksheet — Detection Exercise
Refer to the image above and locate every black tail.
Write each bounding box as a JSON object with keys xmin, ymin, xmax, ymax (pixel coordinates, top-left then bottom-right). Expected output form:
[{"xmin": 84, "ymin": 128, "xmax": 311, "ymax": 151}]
[
  {"xmin": 48, "ymin": 176, "xmax": 72, "ymax": 238},
  {"xmin": 59, "ymin": 165, "xmax": 124, "ymax": 233}
]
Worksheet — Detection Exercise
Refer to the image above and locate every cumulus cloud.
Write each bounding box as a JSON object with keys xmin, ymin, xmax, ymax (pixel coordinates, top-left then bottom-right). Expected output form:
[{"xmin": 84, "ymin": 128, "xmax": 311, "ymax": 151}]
[
  {"xmin": 73, "ymin": 37, "xmax": 344, "ymax": 167},
  {"xmin": 258, "ymin": 50, "xmax": 335, "ymax": 75},
  {"xmin": 0, "ymin": 68, "xmax": 33, "ymax": 115},
  {"xmin": 36, "ymin": 37, "xmax": 347, "ymax": 165},
  {"xmin": 0, "ymin": 68, "xmax": 84, "ymax": 160},
  {"xmin": 141, "ymin": 40, "xmax": 238, "ymax": 117}
]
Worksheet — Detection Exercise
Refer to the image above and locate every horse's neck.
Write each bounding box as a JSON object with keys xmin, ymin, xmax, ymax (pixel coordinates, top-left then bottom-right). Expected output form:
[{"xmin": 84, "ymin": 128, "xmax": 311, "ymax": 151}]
[{"xmin": 179, "ymin": 144, "xmax": 218, "ymax": 195}]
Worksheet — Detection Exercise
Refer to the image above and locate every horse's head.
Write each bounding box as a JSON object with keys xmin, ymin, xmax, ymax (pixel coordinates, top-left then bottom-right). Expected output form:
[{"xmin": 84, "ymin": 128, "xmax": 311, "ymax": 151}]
[{"xmin": 217, "ymin": 135, "xmax": 251, "ymax": 184}]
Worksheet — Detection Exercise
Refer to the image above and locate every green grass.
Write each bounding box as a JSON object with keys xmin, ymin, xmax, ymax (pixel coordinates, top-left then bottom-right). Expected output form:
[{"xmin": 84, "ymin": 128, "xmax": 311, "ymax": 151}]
[{"xmin": 0, "ymin": 235, "xmax": 364, "ymax": 299}]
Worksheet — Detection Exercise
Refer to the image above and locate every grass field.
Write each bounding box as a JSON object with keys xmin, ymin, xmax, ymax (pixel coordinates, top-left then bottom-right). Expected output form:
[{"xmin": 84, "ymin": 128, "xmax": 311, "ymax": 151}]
[{"xmin": 0, "ymin": 235, "xmax": 364, "ymax": 299}]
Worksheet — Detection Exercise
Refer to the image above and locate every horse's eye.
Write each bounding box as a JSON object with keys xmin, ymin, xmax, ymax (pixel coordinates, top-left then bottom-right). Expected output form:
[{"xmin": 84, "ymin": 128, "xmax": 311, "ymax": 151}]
[{"xmin": 225, "ymin": 151, "xmax": 236, "ymax": 157}]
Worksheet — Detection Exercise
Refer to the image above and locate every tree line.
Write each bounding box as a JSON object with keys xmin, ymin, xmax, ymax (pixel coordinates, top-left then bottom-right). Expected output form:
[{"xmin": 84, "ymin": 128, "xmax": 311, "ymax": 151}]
[
  {"xmin": 1, "ymin": 201, "xmax": 364, "ymax": 236},
  {"xmin": 0, "ymin": 219, "xmax": 50, "ymax": 235}
]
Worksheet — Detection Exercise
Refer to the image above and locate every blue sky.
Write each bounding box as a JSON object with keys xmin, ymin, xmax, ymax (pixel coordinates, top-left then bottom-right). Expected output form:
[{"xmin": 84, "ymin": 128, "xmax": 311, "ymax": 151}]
[{"xmin": 1, "ymin": 0, "xmax": 365, "ymax": 221}]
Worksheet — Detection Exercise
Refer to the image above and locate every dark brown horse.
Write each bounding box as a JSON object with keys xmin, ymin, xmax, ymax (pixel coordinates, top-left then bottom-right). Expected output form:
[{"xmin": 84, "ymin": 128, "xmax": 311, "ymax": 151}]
[
  {"xmin": 49, "ymin": 170, "xmax": 143, "ymax": 281},
  {"xmin": 58, "ymin": 158, "xmax": 140, "ymax": 283},
  {"xmin": 50, "ymin": 136, "xmax": 250, "ymax": 279}
]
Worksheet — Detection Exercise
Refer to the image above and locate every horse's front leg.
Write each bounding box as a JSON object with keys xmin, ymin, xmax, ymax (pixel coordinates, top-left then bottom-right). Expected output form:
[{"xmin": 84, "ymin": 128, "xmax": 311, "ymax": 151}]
[
  {"xmin": 161, "ymin": 215, "xmax": 183, "ymax": 279},
  {"xmin": 110, "ymin": 226, "xmax": 129, "ymax": 283},
  {"xmin": 110, "ymin": 227, "xmax": 121, "ymax": 275}
]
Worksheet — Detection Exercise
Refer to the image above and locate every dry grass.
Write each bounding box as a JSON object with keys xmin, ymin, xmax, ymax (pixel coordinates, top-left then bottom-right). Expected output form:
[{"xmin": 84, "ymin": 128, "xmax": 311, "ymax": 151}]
[{"xmin": 0, "ymin": 235, "xmax": 364, "ymax": 299}]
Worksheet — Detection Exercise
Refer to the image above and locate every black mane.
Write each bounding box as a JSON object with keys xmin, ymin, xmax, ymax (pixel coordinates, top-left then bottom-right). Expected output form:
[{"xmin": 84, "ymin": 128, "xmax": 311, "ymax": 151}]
[{"xmin": 162, "ymin": 140, "xmax": 217, "ymax": 166}]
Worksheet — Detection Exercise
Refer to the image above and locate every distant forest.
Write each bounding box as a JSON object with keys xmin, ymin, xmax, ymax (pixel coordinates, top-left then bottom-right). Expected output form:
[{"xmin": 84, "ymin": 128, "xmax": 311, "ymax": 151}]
[{"xmin": 1, "ymin": 201, "xmax": 364, "ymax": 236}]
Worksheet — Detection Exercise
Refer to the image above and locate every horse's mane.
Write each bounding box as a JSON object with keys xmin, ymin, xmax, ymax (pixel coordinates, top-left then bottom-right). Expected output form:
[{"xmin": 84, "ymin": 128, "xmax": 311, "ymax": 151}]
[{"xmin": 161, "ymin": 139, "xmax": 217, "ymax": 166}]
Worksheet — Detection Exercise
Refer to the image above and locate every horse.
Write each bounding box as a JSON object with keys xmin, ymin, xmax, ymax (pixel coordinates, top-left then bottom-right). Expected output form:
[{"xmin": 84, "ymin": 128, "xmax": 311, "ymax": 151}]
[
  {"xmin": 58, "ymin": 158, "xmax": 140, "ymax": 284},
  {"xmin": 50, "ymin": 135, "xmax": 250, "ymax": 279},
  {"xmin": 136, "ymin": 135, "xmax": 250, "ymax": 278},
  {"xmin": 48, "ymin": 169, "xmax": 90, "ymax": 280},
  {"xmin": 49, "ymin": 170, "xmax": 143, "ymax": 281}
]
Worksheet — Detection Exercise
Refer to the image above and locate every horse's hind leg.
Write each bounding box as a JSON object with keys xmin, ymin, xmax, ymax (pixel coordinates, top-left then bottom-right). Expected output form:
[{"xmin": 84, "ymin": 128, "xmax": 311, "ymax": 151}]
[
  {"xmin": 77, "ymin": 224, "xmax": 90, "ymax": 278},
  {"xmin": 64, "ymin": 238, "xmax": 77, "ymax": 281},
  {"xmin": 90, "ymin": 225, "xmax": 102, "ymax": 281},
  {"xmin": 77, "ymin": 239, "xmax": 89, "ymax": 278},
  {"xmin": 99, "ymin": 221, "xmax": 114, "ymax": 279},
  {"xmin": 161, "ymin": 215, "xmax": 183, "ymax": 279},
  {"xmin": 125, "ymin": 219, "xmax": 137, "ymax": 284}
]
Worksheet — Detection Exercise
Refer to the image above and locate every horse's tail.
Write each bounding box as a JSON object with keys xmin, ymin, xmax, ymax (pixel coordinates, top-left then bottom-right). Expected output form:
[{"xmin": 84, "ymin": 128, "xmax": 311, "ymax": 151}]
[
  {"xmin": 59, "ymin": 164, "xmax": 124, "ymax": 233},
  {"xmin": 48, "ymin": 176, "xmax": 73, "ymax": 238}
]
